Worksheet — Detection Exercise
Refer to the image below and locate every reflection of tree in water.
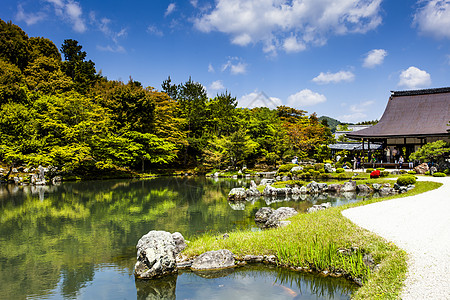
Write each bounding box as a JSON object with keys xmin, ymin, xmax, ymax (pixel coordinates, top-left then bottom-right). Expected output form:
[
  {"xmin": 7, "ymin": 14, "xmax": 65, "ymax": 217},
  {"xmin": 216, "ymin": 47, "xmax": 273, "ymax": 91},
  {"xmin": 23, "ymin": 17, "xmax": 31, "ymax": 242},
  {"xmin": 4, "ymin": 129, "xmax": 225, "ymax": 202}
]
[{"xmin": 60, "ymin": 263, "xmax": 95, "ymax": 298}]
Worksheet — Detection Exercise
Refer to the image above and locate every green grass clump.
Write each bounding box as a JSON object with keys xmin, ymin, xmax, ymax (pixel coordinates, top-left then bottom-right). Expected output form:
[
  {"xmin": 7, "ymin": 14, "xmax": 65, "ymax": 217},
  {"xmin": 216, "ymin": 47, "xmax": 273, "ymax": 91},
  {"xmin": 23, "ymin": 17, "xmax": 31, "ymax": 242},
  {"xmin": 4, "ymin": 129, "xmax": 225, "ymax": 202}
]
[
  {"xmin": 432, "ymin": 172, "xmax": 446, "ymax": 177},
  {"xmin": 396, "ymin": 175, "xmax": 417, "ymax": 186},
  {"xmin": 183, "ymin": 181, "xmax": 442, "ymax": 300},
  {"xmin": 278, "ymin": 164, "xmax": 297, "ymax": 173},
  {"xmin": 336, "ymin": 168, "xmax": 345, "ymax": 173}
]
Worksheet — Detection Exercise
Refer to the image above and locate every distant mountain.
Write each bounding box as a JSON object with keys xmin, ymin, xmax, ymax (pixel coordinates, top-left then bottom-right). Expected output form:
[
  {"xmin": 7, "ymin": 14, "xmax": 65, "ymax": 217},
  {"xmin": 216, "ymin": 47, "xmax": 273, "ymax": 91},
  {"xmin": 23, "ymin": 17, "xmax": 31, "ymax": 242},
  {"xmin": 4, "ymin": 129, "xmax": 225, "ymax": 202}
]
[{"xmin": 319, "ymin": 116, "xmax": 342, "ymax": 133}]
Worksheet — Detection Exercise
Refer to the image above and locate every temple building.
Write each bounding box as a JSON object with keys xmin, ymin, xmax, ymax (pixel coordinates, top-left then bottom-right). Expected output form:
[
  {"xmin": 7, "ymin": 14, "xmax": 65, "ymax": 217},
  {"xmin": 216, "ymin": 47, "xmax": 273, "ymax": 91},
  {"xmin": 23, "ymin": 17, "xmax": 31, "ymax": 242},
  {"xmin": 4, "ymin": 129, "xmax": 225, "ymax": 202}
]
[{"xmin": 346, "ymin": 87, "xmax": 450, "ymax": 161}]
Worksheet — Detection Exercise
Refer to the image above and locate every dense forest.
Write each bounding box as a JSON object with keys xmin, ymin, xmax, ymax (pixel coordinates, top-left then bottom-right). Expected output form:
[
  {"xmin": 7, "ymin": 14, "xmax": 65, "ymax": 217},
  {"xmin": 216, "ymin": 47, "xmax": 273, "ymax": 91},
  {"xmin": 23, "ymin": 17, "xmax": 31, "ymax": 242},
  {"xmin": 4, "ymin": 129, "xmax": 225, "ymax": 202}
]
[{"xmin": 0, "ymin": 19, "xmax": 335, "ymax": 177}]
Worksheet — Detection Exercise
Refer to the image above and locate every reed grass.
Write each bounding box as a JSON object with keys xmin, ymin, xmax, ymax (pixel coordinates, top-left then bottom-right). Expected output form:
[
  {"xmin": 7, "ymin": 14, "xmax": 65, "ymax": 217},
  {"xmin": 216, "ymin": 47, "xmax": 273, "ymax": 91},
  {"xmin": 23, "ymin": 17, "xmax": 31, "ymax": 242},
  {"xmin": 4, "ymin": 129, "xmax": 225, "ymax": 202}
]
[{"xmin": 182, "ymin": 181, "xmax": 442, "ymax": 299}]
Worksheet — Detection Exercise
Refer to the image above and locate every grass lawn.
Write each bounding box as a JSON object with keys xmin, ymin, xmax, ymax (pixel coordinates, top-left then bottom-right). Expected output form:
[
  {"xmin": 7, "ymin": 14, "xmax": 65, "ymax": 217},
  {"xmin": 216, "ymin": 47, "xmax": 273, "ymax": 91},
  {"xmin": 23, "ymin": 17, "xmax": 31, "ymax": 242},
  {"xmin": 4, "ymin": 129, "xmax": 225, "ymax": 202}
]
[{"xmin": 182, "ymin": 180, "xmax": 442, "ymax": 299}]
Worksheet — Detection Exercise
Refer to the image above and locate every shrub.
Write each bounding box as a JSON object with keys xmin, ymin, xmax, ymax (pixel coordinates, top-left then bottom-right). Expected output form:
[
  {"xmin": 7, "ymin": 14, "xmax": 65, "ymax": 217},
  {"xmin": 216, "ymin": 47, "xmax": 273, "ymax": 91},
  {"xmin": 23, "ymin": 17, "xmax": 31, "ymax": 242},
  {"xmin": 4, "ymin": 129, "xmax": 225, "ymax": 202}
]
[
  {"xmin": 302, "ymin": 172, "xmax": 311, "ymax": 178},
  {"xmin": 376, "ymin": 168, "xmax": 385, "ymax": 171},
  {"xmin": 312, "ymin": 170, "xmax": 320, "ymax": 177},
  {"xmin": 444, "ymin": 169, "xmax": 450, "ymax": 175},
  {"xmin": 425, "ymin": 171, "xmax": 430, "ymax": 175},
  {"xmin": 319, "ymin": 168, "xmax": 325, "ymax": 173},
  {"xmin": 336, "ymin": 168, "xmax": 345, "ymax": 173},
  {"xmin": 337, "ymin": 173, "xmax": 348, "ymax": 179},
  {"xmin": 335, "ymin": 162, "xmax": 343, "ymax": 168},
  {"xmin": 304, "ymin": 165, "xmax": 315, "ymax": 172},
  {"xmin": 366, "ymin": 168, "xmax": 375, "ymax": 173},
  {"xmin": 380, "ymin": 171, "xmax": 390, "ymax": 177},
  {"xmin": 407, "ymin": 170, "xmax": 416, "ymax": 175},
  {"xmin": 432, "ymin": 172, "xmax": 446, "ymax": 177},
  {"xmin": 370, "ymin": 170, "xmax": 380, "ymax": 178},
  {"xmin": 278, "ymin": 163, "xmax": 297, "ymax": 173},
  {"xmin": 314, "ymin": 163, "xmax": 324, "ymax": 171},
  {"xmin": 397, "ymin": 175, "xmax": 417, "ymax": 186}
]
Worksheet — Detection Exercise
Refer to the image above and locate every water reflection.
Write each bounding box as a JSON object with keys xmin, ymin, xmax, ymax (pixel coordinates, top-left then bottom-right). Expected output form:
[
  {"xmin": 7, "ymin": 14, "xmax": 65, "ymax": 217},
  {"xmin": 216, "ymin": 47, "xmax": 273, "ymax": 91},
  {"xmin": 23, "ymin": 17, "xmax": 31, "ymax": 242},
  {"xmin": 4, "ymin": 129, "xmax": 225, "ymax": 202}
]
[{"xmin": 0, "ymin": 177, "xmax": 359, "ymax": 299}]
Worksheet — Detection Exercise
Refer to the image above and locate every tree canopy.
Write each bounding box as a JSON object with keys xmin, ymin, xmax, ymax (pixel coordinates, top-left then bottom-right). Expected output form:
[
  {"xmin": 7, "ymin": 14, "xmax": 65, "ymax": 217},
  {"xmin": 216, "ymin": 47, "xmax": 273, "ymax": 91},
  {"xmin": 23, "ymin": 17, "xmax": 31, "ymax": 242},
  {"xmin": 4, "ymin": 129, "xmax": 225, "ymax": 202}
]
[{"xmin": 0, "ymin": 19, "xmax": 338, "ymax": 177}]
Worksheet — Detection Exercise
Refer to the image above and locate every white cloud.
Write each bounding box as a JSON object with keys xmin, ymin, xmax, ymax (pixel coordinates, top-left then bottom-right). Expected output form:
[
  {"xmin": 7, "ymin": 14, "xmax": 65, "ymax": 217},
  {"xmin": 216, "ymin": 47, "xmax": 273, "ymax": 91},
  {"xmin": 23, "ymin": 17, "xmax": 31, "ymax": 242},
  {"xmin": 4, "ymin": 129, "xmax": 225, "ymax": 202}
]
[
  {"xmin": 165, "ymin": 3, "xmax": 176, "ymax": 17},
  {"xmin": 363, "ymin": 49, "xmax": 387, "ymax": 68},
  {"xmin": 44, "ymin": 0, "xmax": 86, "ymax": 32},
  {"xmin": 147, "ymin": 25, "xmax": 163, "ymax": 36},
  {"xmin": 339, "ymin": 100, "xmax": 374, "ymax": 123},
  {"xmin": 312, "ymin": 71, "xmax": 355, "ymax": 84},
  {"xmin": 414, "ymin": 0, "xmax": 450, "ymax": 39},
  {"xmin": 190, "ymin": 0, "xmax": 198, "ymax": 8},
  {"xmin": 65, "ymin": 1, "xmax": 86, "ymax": 32},
  {"xmin": 16, "ymin": 4, "xmax": 46, "ymax": 25},
  {"xmin": 90, "ymin": 12, "xmax": 127, "ymax": 53},
  {"xmin": 208, "ymin": 63, "xmax": 215, "ymax": 73},
  {"xmin": 398, "ymin": 66, "xmax": 432, "ymax": 89},
  {"xmin": 283, "ymin": 36, "xmax": 306, "ymax": 53},
  {"xmin": 287, "ymin": 89, "xmax": 326, "ymax": 107},
  {"xmin": 222, "ymin": 58, "xmax": 247, "ymax": 75},
  {"xmin": 194, "ymin": 0, "xmax": 383, "ymax": 54},
  {"xmin": 209, "ymin": 80, "xmax": 225, "ymax": 90},
  {"xmin": 238, "ymin": 92, "xmax": 282, "ymax": 109}
]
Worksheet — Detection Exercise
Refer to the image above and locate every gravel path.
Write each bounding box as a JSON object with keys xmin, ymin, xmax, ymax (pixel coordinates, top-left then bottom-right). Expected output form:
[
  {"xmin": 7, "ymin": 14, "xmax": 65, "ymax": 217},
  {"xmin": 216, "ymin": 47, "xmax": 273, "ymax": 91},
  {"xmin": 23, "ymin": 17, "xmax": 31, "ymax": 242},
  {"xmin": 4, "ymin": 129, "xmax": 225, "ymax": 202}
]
[{"xmin": 342, "ymin": 177, "xmax": 450, "ymax": 299}]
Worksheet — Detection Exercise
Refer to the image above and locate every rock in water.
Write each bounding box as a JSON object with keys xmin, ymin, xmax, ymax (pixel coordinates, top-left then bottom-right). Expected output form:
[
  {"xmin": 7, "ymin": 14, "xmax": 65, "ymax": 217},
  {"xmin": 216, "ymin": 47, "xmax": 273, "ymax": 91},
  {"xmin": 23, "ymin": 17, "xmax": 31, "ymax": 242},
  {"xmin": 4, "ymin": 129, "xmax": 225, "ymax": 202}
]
[
  {"xmin": 134, "ymin": 231, "xmax": 178, "ymax": 279},
  {"xmin": 191, "ymin": 249, "xmax": 235, "ymax": 270},
  {"xmin": 341, "ymin": 180, "xmax": 356, "ymax": 192},
  {"xmin": 254, "ymin": 207, "xmax": 275, "ymax": 223},
  {"xmin": 228, "ymin": 188, "xmax": 247, "ymax": 200},
  {"xmin": 265, "ymin": 207, "xmax": 298, "ymax": 228},
  {"xmin": 172, "ymin": 232, "xmax": 187, "ymax": 255}
]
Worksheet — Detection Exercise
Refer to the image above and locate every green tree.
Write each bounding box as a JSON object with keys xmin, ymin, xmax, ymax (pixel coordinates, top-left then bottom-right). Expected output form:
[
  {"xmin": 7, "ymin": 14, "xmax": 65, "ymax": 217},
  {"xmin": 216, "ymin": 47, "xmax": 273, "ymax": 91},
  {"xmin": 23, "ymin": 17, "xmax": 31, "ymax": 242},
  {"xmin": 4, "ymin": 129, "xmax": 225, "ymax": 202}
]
[
  {"xmin": 0, "ymin": 19, "xmax": 30, "ymax": 70},
  {"xmin": 28, "ymin": 37, "xmax": 61, "ymax": 62},
  {"xmin": 60, "ymin": 39, "xmax": 98, "ymax": 93},
  {"xmin": 409, "ymin": 140, "xmax": 450, "ymax": 163},
  {"xmin": 0, "ymin": 59, "xmax": 28, "ymax": 105}
]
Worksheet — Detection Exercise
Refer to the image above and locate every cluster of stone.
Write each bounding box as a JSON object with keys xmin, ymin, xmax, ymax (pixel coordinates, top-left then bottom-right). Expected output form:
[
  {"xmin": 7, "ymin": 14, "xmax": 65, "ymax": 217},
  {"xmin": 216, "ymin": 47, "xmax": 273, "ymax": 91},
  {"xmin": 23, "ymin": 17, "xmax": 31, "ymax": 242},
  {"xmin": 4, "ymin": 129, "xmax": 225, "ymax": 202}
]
[
  {"xmin": 1, "ymin": 165, "xmax": 61, "ymax": 185},
  {"xmin": 135, "ymin": 231, "xmax": 238, "ymax": 280},
  {"xmin": 254, "ymin": 207, "xmax": 298, "ymax": 229}
]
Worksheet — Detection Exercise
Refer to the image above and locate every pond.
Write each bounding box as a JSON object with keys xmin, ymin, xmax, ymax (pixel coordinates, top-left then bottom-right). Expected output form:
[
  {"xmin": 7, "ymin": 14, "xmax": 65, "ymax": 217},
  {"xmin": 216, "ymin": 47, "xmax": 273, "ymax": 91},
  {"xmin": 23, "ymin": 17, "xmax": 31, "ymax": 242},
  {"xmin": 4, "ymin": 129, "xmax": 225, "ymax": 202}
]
[{"xmin": 0, "ymin": 177, "xmax": 361, "ymax": 299}]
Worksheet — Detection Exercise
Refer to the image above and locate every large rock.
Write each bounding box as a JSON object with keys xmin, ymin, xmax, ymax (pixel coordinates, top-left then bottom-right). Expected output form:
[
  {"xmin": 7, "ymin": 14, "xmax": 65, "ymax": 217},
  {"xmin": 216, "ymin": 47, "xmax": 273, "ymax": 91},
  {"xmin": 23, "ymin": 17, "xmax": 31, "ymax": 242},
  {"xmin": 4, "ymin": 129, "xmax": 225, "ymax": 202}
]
[
  {"xmin": 291, "ymin": 166, "xmax": 303, "ymax": 173},
  {"xmin": 260, "ymin": 178, "xmax": 275, "ymax": 186},
  {"xmin": 191, "ymin": 249, "xmax": 235, "ymax": 270},
  {"xmin": 324, "ymin": 163, "xmax": 333, "ymax": 173},
  {"xmin": 356, "ymin": 184, "xmax": 372, "ymax": 194},
  {"xmin": 372, "ymin": 183, "xmax": 382, "ymax": 191},
  {"xmin": 414, "ymin": 163, "xmax": 429, "ymax": 174},
  {"xmin": 341, "ymin": 181, "xmax": 356, "ymax": 192},
  {"xmin": 430, "ymin": 166, "xmax": 437, "ymax": 175},
  {"xmin": 307, "ymin": 181, "xmax": 319, "ymax": 193},
  {"xmin": 255, "ymin": 207, "xmax": 275, "ymax": 223},
  {"xmin": 328, "ymin": 184, "xmax": 341, "ymax": 193},
  {"xmin": 263, "ymin": 184, "xmax": 291, "ymax": 196},
  {"xmin": 265, "ymin": 207, "xmax": 298, "ymax": 228},
  {"xmin": 134, "ymin": 231, "xmax": 178, "ymax": 279},
  {"xmin": 307, "ymin": 202, "xmax": 331, "ymax": 213},
  {"xmin": 228, "ymin": 188, "xmax": 247, "ymax": 200},
  {"xmin": 172, "ymin": 232, "xmax": 187, "ymax": 255}
]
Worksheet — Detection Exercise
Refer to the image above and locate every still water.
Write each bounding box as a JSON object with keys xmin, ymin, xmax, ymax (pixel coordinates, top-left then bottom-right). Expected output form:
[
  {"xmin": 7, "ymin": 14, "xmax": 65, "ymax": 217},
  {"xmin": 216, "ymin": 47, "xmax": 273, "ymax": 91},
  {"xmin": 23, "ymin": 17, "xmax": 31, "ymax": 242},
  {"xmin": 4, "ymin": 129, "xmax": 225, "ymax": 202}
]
[{"xmin": 0, "ymin": 177, "xmax": 361, "ymax": 299}]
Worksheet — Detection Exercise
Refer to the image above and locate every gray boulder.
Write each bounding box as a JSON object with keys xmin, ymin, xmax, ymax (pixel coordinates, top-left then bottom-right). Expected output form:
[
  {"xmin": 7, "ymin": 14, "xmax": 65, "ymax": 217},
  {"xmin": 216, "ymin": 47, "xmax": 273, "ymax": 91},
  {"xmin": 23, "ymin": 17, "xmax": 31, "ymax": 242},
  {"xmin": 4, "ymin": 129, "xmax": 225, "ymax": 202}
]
[
  {"xmin": 281, "ymin": 176, "xmax": 291, "ymax": 181},
  {"xmin": 341, "ymin": 181, "xmax": 356, "ymax": 192},
  {"xmin": 260, "ymin": 178, "xmax": 275, "ymax": 186},
  {"xmin": 299, "ymin": 186, "xmax": 307, "ymax": 193},
  {"xmin": 324, "ymin": 163, "xmax": 333, "ymax": 173},
  {"xmin": 191, "ymin": 249, "xmax": 235, "ymax": 270},
  {"xmin": 265, "ymin": 207, "xmax": 298, "ymax": 228},
  {"xmin": 307, "ymin": 181, "xmax": 320, "ymax": 193},
  {"xmin": 263, "ymin": 185, "xmax": 291, "ymax": 196},
  {"xmin": 172, "ymin": 232, "xmax": 187, "ymax": 255},
  {"xmin": 372, "ymin": 183, "xmax": 382, "ymax": 191},
  {"xmin": 307, "ymin": 202, "xmax": 331, "ymax": 213},
  {"xmin": 328, "ymin": 184, "xmax": 341, "ymax": 193},
  {"xmin": 250, "ymin": 180, "xmax": 258, "ymax": 190},
  {"xmin": 356, "ymin": 184, "xmax": 372, "ymax": 194},
  {"xmin": 318, "ymin": 183, "xmax": 328, "ymax": 191},
  {"xmin": 414, "ymin": 163, "xmax": 429, "ymax": 174},
  {"xmin": 379, "ymin": 187, "xmax": 395, "ymax": 196},
  {"xmin": 430, "ymin": 166, "xmax": 437, "ymax": 175},
  {"xmin": 228, "ymin": 188, "xmax": 247, "ymax": 200},
  {"xmin": 255, "ymin": 207, "xmax": 275, "ymax": 223},
  {"xmin": 291, "ymin": 166, "xmax": 303, "ymax": 173},
  {"xmin": 134, "ymin": 230, "xmax": 178, "ymax": 279}
]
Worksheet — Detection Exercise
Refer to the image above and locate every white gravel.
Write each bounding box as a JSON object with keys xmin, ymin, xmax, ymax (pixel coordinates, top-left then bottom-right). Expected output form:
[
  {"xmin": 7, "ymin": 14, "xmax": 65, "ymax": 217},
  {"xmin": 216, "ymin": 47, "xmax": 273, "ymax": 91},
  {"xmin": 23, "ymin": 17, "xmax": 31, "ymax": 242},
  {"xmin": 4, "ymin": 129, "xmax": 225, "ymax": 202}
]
[{"xmin": 342, "ymin": 177, "xmax": 450, "ymax": 300}]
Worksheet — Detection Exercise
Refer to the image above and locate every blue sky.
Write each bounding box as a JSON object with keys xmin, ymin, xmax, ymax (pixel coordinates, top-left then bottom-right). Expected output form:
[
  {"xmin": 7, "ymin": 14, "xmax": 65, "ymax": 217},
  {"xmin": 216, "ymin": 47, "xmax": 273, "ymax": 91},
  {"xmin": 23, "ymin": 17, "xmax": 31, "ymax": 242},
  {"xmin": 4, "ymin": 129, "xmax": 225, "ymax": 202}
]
[{"xmin": 2, "ymin": 0, "xmax": 450, "ymax": 123}]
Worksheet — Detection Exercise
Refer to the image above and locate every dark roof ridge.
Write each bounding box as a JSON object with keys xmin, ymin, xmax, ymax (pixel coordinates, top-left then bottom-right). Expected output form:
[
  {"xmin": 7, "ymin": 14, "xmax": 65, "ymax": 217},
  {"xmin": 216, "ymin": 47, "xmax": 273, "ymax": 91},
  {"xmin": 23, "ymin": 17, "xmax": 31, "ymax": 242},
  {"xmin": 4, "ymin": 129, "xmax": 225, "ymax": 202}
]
[{"xmin": 391, "ymin": 87, "xmax": 450, "ymax": 97}]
